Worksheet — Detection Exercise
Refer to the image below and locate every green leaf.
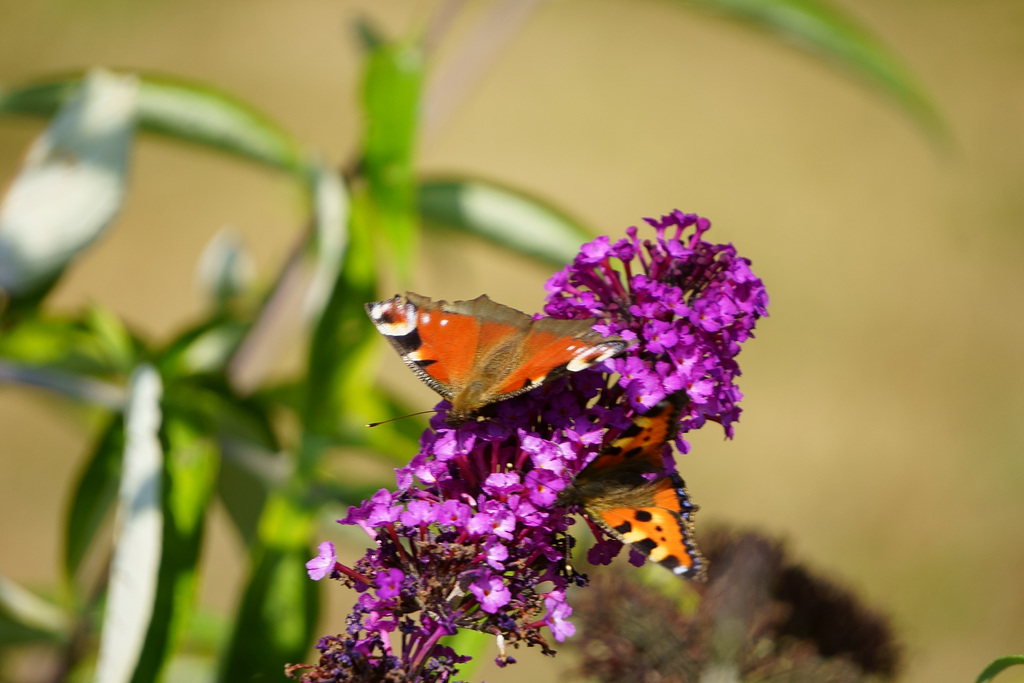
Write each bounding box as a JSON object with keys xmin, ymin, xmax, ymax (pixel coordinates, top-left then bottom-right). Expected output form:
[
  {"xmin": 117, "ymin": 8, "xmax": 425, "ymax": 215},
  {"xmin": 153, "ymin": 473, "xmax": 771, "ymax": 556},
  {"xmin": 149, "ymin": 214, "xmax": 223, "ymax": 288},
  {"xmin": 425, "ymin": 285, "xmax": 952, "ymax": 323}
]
[
  {"xmin": 160, "ymin": 376, "xmax": 280, "ymax": 453},
  {"xmin": 418, "ymin": 177, "xmax": 593, "ymax": 267},
  {"xmin": 216, "ymin": 442, "xmax": 279, "ymax": 547},
  {"xmin": 161, "ymin": 378, "xmax": 281, "ymax": 546},
  {"xmin": 302, "ymin": 199, "xmax": 432, "ymax": 454},
  {"xmin": 195, "ymin": 228, "xmax": 256, "ymax": 309},
  {"xmin": 0, "ymin": 70, "xmax": 309, "ymax": 176},
  {"xmin": 158, "ymin": 317, "xmax": 250, "ymax": 379},
  {"xmin": 0, "ymin": 315, "xmax": 84, "ymax": 364},
  {"xmin": 131, "ymin": 413, "xmax": 219, "ymax": 683},
  {"xmin": 674, "ymin": 0, "xmax": 946, "ymax": 138},
  {"xmin": 223, "ymin": 164, "xmax": 348, "ymax": 396},
  {"xmin": 304, "ymin": 163, "xmax": 351, "ymax": 324},
  {"xmin": 303, "ymin": 197, "xmax": 412, "ymax": 454},
  {"xmin": 302, "ymin": 195, "xmax": 375, "ymax": 438},
  {"xmin": 218, "ymin": 494, "xmax": 318, "ymax": 683},
  {"xmin": 84, "ymin": 303, "xmax": 137, "ymax": 374},
  {"xmin": 64, "ymin": 416, "xmax": 124, "ymax": 579},
  {"xmin": 0, "ymin": 359, "xmax": 126, "ymax": 408},
  {"xmin": 0, "ymin": 313, "xmax": 135, "ymax": 407},
  {"xmin": 0, "ymin": 574, "xmax": 71, "ymax": 641},
  {"xmin": 0, "ymin": 612, "xmax": 65, "ymax": 648},
  {"xmin": 360, "ymin": 38, "xmax": 424, "ymax": 279},
  {"xmin": 0, "ymin": 313, "xmax": 132, "ymax": 378},
  {"xmin": 94, "ymin": 366, "xmax": 164, "ymax": 683},
  {"xmin": 353, "ymin": 16, "xmax": 386, "ymax": 52},
  {"xmin": 0, "ymin": 69, "xmax": 138, "ymax": 300},
  {"xmin": 977, "ymin": 655, "xmax": 1024, "ymax": 683}
]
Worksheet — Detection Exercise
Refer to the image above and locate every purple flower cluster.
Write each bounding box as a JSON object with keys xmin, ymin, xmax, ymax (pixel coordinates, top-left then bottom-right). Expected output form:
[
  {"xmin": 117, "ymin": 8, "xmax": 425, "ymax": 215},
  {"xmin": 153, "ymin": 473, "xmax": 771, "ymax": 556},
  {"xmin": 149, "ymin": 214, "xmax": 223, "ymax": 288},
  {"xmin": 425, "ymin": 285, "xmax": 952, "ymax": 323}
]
[
  {"xmin": 545, "ymin": 209, "xmax": 769, "ymax": 441},
  {"xmin": 293, "ymin": 211, "xmax": 768, "ymax": 683}
]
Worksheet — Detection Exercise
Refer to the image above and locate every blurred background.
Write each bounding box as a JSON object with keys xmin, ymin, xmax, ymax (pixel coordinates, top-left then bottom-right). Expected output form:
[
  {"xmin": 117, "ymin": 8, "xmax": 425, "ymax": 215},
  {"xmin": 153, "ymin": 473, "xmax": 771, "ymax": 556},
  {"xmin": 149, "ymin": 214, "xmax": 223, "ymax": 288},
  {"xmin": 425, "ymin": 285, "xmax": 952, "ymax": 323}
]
[{"xmin": 1, "ymin": 0, "xmax": 1022, "ymax": 681}]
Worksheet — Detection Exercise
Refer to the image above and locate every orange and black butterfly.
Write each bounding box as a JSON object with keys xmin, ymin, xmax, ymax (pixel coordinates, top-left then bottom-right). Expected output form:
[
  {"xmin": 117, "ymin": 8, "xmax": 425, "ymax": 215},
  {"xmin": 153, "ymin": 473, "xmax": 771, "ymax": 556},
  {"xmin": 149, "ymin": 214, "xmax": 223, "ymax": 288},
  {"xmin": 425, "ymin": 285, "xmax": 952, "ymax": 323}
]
[
  {"xmin": 365, "ymin": 292, "xmax": 626, "ymax": 425},
  {"xmin": 557, "ymin": 393, "xmax": 706, "ymax": 580}
]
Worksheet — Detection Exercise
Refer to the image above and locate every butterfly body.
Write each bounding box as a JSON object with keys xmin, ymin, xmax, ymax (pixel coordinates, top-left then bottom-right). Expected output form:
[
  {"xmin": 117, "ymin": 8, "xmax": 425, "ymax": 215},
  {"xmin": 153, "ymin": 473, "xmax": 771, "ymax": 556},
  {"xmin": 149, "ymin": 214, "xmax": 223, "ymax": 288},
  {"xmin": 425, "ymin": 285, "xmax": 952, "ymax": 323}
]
[
  {"xmin": 558, "ymin": 394, "xmax": 706, "ymax": 580},
  {"xmin": 365, "ymin": 292, "xmax": 627, "ymax": 424}
]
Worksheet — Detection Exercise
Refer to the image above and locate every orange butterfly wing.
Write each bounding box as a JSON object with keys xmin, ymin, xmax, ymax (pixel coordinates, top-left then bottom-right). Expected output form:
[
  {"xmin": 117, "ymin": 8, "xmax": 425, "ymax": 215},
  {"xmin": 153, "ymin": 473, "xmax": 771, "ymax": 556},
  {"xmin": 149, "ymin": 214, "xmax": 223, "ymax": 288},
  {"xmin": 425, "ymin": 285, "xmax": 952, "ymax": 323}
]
[
  {"xmin": 365, "ymin": 292, "xmax": 626, "ymax": 423},
  {"xmin": 488, "ymin": 319, "xmax": 624, "ymax": 398},
  {"xmin": 583, "ymin": 393, "xmax": 683, "ymax": 474},
  {"xmin": 560, "ymin": 392, "xmax": 706, "ymax": 580},
  {"xmin": 590, "ymin": 473, "xmax": 705, "ymax": 579}
]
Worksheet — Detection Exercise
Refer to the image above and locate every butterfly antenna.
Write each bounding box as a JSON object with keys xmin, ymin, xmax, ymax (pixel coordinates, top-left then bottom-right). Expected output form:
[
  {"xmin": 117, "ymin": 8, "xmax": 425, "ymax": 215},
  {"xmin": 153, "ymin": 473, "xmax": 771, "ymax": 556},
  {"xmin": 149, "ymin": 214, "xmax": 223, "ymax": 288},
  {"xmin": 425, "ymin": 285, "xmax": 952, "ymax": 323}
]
[{"xmin": 366, "ymin": 409, "xmax": 440, "ymax": 428}]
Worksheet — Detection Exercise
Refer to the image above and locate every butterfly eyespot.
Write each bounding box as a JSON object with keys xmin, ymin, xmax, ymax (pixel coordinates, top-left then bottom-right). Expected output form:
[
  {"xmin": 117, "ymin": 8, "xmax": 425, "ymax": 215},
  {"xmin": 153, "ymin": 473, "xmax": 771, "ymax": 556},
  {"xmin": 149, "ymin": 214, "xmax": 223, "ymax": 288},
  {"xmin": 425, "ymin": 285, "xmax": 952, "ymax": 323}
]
[
  {"xmin": 368, "ymin": 302, "xmax": 418, "ymax": 336},
  {"xmin": 440, "ymin": 318, "xmax": 449, "ymax": 327},
  {"xmin": 421, "ymin": 312, "xmax": 431, "ymax": 324}
]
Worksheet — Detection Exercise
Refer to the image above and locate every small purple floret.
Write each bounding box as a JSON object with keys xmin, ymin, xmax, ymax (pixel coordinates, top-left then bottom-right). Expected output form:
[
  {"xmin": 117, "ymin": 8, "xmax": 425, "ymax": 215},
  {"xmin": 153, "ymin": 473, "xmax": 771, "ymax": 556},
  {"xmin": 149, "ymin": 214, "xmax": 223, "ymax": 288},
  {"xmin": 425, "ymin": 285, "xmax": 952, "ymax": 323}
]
[
  {"xmin": 470, "ymin": 575, "xmax": 512, "ymax": 614},
  {"xmin": 306, "ymin": 542, "xmax": 337, "ymax": 581}
]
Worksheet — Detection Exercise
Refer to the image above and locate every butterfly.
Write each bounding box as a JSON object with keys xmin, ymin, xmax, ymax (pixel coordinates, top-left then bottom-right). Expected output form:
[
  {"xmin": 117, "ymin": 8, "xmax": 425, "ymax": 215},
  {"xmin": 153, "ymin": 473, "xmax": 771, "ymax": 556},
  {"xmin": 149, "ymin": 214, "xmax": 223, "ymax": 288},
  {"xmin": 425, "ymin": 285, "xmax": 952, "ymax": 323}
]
[
  {"xmin": 556, "ymin": 392, "xmax": 706, "ymax": 580},
  {"xmin": 365, "ymin": 292, "xmax": 627, "ymax": 425}
]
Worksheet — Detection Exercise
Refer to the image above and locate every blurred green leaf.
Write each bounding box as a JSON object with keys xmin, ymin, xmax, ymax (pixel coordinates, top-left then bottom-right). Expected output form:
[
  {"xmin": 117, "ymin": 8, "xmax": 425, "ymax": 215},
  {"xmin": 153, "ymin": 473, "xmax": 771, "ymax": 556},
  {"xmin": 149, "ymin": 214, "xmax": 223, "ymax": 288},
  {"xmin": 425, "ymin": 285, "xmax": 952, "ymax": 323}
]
[
  {"xmin": 0, "ymin": 360, "xmax": 126, "ymax": 408},
  {"xmin": 977, "ymin": 655, "xmax": 1024, "ymax": 683},
  {"xmin": 353, "ymin": 16, "xmax": 386, "ymax": 52},
  {"xmin": 302, "ymin": 204, "xmax": 430, "ymax": 456},
  {"xmin": 0, "ymin": 313, "xmax": 134, "ymax": 408},
  {"xmin": 158, "ymin": 316, "xmax": 250, "ymax": 379},
  {"xmin": 0, "ymin": 314, "xmax": 134, "ymax": 377},
  {"xmin": 674, "ymin": 0, "xmax": 945, "ymax": 138},
  {"xmin": 0, "ymin": 316, "xmax": 83, "ymax": 363},
  {"xmin": 418, "ymin": 177, "xmax": 593, "ymax": 267},
  {"xmin": 131, "ymin": 414, "xmax": 218, "ymax": 683},
  {"xmin": 0, "ymin": 70, "xmax": 309, "ymax": 176},
  {"xmin": 179, "ymin": 606, "xmax": 229, "ymax": 654},
  {"xmin": 361, "ymin": 38, "xmax": 424, "ymax": 279},
  {"xmin": 0, "ymin": 612, "xmax": 65, "ymax": 648},
  {"xmin": 195, "ymin": 228, "xmax": 257, "ymax": 309},
  {"xmin": 223, "ymin": 165, "xmax": 348, "ymax": 396},
  {"xmin": 84, "ymin": 303, "xmax": 137, "ymax": 374},
  {"xmin": 304, "ymin": 163, "xmax": 350, "ymax": 325},
  {"xmin": 162, "ymin": 377, "xmax": 282, "ymax": 546},
  {"xmin": 217, "ymin": 442, "xmax": 281, "ymax": 547},
  {"xmin": 0, "ymin": 69, "xmax": 137, "ymax": 301},
  {"xmin": 162, "ymin": 380, "xmax": 279, "ymax": 453},
  {"xmin": 65, "ymin": 416, "xmax": 124, "ymax": 579},
  {"xmin": 0, "ymin": 574, "xmax": 71, "ymax": 640},
  {"xmin": 302, "ymin": 196, "xmax": 374, "ymax": 438},
  {"xmin": 304, "ymin": 198, "xmax": 417, "ymax": 456},
  {"xmin": 219, "ymin": 494, "xmax": 318, "ymax": 683},
  {"xmin": 94, "ymin": 366, "xmax": 163, "ymax": 683}
]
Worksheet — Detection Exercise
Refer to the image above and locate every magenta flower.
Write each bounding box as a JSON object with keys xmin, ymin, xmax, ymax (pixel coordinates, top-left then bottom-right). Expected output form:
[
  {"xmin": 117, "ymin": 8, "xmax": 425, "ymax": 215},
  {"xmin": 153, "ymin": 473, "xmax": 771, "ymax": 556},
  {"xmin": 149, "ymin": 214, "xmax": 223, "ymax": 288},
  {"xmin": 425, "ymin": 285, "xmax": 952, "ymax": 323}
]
[
  {"xmin": 293, "ymin": 211, "xmax": 768, "ymax": 683},
  {"xmin": 305, "ymin": 542, "xmax": 337, "ymax": 581},
  {"xmin": 543, "ymin": 591, "xmax": 576, "ymax": 642},
  {"xmin": 470, "ymin": 575, "xmax": 512, "ymax": 614},
  {"xmin": 374, "ymin": 568, "xmax": 405, "ymax": 599}
]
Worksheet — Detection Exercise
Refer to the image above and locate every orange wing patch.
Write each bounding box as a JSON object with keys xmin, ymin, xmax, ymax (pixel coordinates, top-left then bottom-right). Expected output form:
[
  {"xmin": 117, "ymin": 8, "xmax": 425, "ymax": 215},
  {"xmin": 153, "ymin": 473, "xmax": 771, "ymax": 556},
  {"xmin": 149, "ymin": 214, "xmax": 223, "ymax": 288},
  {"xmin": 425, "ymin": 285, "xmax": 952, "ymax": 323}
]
[
  {"xmin": 365, "ymin": 292, "xmax": 627, "ymax": 424},
  {"xmin": 557, "ymin": 393, "xmax": 706, "ymax": 580},
  {"xmin": 590, "ymin": 474, "xmax": 704, "ymax": 578},
  {"xmin": 583, "ymin": 394, "xmax": 683, "ymax": 473}
]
